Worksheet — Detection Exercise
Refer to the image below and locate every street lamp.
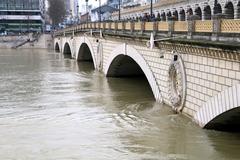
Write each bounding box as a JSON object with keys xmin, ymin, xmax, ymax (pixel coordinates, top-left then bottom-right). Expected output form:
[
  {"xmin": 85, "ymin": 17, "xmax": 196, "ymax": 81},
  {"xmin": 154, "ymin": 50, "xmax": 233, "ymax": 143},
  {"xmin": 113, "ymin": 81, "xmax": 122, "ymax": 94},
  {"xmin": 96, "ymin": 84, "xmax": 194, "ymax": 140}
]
[
  {"xmin": 77, "ymin": 4, "xmax": 79, "ymax": 23},
  {"xmin": 150, "ymin": 0, "xmax": 153, "ymax": 19},
  {"xmin": 85, "ymin": 0, "xmax": 88, "ymax": 12},
  {"xmin": 85, "ymin": 0, "xmax": 88, "ymax": 22},
  {"xmin": 27, "ymin": 15, "xmax": 30, "ymax": 33},
  {"xmin": 96, "ymin": 0, "xmax": 101, "ymax": 22},
  {"xmin": 118, "ymin": 0, "xmax": 121, "ymax": 20}
]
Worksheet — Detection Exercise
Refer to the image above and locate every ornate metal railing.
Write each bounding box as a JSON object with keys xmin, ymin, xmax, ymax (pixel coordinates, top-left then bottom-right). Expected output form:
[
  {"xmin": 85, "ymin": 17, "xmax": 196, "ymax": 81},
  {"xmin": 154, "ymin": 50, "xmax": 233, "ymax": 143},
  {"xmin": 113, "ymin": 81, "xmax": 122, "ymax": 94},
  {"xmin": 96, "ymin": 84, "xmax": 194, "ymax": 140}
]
[
  {"xmin": 194, "ymin": 20, "xmax": 213, "ymax": 33},
  {"xmin": 173, "ymin": 21, "xmax": 188, "ymax": 32},
  {"xmin": 220, "ymin": 19, "xmax": 240, "ymax": 33},
  {"xmin": 157, "ymin": 22, "xmax": 168, "ymax": 31}
]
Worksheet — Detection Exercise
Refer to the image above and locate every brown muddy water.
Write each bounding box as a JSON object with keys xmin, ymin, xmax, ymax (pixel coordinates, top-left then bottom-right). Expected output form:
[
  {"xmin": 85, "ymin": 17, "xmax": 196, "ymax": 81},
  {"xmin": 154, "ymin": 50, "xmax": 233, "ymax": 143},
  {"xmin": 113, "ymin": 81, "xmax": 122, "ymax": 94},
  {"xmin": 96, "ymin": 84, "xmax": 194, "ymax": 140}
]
[{"xmin": 0, "ymin": 49, "xmax": 240, "ymax": 160}]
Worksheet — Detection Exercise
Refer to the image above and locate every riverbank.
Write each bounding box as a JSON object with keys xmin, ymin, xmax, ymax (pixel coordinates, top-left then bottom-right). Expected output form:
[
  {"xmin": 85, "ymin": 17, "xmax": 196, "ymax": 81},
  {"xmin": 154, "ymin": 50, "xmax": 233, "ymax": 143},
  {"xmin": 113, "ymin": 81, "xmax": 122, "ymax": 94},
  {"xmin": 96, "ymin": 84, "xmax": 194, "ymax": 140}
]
[{"xmin": 0, "ymin": 34, "xmax": 53, "ymax": 49}]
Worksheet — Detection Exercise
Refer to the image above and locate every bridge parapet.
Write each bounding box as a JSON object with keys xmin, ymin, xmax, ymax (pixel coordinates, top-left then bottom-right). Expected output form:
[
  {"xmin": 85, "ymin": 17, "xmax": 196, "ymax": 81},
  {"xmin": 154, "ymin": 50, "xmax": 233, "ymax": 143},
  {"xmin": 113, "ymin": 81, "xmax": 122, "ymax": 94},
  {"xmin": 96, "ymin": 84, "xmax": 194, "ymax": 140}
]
[{"xmin": 55, "ymin": 20, "xmax": 240, "ymax": 44}]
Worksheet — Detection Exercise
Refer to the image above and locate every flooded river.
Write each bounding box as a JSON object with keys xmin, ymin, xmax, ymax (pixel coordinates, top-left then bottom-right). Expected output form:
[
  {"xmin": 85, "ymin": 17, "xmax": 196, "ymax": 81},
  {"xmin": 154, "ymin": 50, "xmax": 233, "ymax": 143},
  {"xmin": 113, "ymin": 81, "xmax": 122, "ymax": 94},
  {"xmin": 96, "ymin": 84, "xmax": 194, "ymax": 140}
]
[{"xmin": 0, "ymin": 49, "xmax": 240, "ymax": 160}]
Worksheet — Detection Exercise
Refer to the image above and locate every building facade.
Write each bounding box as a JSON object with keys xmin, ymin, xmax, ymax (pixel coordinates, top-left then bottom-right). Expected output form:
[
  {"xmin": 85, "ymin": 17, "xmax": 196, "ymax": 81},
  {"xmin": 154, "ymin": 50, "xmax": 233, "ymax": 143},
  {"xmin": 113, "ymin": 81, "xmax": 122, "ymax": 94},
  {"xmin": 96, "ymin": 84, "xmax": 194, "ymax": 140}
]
[
  {"xmin": 111, "ymin": 0, "xmax": 240, "ymax": 21},
  {"xmin": 0, "ymin": 0, "xmax": 45, "ymax": 33},
  {"xmin": 121, "ymin": 0, "xmax": 158, "ymax": 8},
  {"xmin": 70, "ymin": 0, "xmax": 78, "ymax": 18},
  {"xmin": 65, "ymin": 0, "xmax": 79, "ymax": 24},
  {"xmin": 90, "ymin": 5, "xmax": 118, "ymax": 22},
  {"xmin": 107, "ymin": 0, "xmax": 120, "ymax": 9}
]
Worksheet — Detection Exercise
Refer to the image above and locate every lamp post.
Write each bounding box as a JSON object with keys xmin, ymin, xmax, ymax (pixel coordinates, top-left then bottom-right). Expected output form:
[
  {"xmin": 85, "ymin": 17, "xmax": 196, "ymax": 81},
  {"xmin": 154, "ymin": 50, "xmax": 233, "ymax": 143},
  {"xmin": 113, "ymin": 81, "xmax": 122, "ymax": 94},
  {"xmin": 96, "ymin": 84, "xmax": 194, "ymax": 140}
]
[
  {"xmin": 6, "ymin": 2, "xmax": 8, "ymax": 33},
  {"xmin": 27, "ymin": 15, "xmax": 30, "ymax": 33},
  {"xmin": 85, "ymin": 0, "xmax": 88, "ymax": 23},
  {"xmin": 151, "ymin": 0, "xmax": 153, "ymax": 17},
  {"xmin": 77, "ymin": 4, "xmax": 79, "ymax": 24},
  {"xmin": 96, "ymin": 0, "xmax": 101, "ymax": 22},
  {"xmin": 118, "ymin": 0, "xmax": 121, "ymax": 21}
]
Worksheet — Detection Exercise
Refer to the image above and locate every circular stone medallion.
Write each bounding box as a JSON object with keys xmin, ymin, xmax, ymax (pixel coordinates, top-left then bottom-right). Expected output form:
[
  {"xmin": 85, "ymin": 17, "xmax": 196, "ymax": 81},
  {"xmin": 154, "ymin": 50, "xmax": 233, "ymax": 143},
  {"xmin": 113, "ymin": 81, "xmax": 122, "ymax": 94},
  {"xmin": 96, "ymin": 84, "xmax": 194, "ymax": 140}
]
[{"xmin": 168, "ymin": 52, "xmax": 186, "ymax": 112}]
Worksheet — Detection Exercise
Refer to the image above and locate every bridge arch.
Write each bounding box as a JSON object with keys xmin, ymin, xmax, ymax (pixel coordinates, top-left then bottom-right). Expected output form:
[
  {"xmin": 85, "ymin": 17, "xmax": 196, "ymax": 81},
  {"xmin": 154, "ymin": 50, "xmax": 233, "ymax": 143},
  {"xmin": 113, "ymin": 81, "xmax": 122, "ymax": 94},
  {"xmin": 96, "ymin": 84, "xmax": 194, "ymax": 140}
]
[
  {"xmin": 237, "ymin": 1, "xmax": 240, "ymax": 19},
  {"xmin": 104, "ymin": 44, "xmax": 162, "ymax": 102},
  {"xmin": 194, "ymin": 84, "xmax": 240, "ymax": 131},
  {"xmin": 195, "ymin": 7, "xmax": 202, "ymax": 20},
  {"xmin": 63, "ymin": 42, "xmax": 72, "ymax": 57},
  {"xmin": 76, "ymin": 37, "xmax": 97, "ymax": 69},
  {"xmin": 203, "ymin": 5, "xmax": 212, "ymax": 20},
  {"xmin": 161, "ymin": 12, "xmax": 166, "ymax": 21},
  {"xmin": 54, "ymin": 42, "xmax": 60, "ymax": 52},
  {"xmin": 167, "ymin": 11, "xmax": 172, "ymax": 21},
  {"xmin": 77, "ymin": 43, "xmax": 94, "ymax": 66},
  {"xmin": 179, "ymin": 9, "xmax": 186, "ymax": 21},
  {"xmin": 224, "ymin": 1, "xmax": 234, "ymax": 19},
  {"xmin": 186, "ymin": 8, "xmax": 193, "ymax": 20},
  {"xmin": 213, "ymin": 3, "xmax": 222, "ymax": 15},
  {"xmin": 172, "ymin": 10, "xmax": 179, "ymax": 21}
]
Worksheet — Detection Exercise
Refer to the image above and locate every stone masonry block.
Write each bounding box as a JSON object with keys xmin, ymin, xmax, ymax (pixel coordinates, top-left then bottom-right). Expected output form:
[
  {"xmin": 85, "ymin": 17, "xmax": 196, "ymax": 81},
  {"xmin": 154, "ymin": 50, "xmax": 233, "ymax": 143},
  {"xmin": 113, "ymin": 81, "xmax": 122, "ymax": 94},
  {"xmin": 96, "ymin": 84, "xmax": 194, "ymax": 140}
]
[
  {"xmin": 219, "ymin": 76, "xmax": 225, "ymax": 84},
  {"xmin": 222, "ymin": 69, "xmax": 229, "ymax": 77},
  {"xmin": 197, "ymin": 56, "xmax": 203, "ymax": 64},
  {"xmin": 228, "ymin": 70, "xmax": 236, "ymax": 79},
  {"xmin": 232, "ymin": 62, "xmax": 239, "ymax": 71},
  {"xmin": 226, "ymin": 61, "xmax": 233, "ymax": 70},
  {"xmin": 219, "ymin": 60, "xmax": 226, "ymax": 68},
  {"xmin": 202, "ymin": 57, "xmax": 207, "ymax": 65},
  {"xmin": 213, "ymin": 59, "xmax": 219, "ymax": 67},
  {"xmin": 207, "ymin": 58, "xmax": 213, "ymax": 66},
  {"xmin": 216, "ymin": 68, "xmax": 222, "ymax": 76}
]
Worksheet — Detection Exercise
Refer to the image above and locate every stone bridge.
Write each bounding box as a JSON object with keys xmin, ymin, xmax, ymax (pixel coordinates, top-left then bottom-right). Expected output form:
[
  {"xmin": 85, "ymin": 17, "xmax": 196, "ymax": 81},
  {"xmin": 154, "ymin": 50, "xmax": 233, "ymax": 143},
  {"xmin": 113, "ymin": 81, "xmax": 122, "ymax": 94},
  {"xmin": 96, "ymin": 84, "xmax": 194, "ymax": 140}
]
[
  {"xmin": 112, "ymin": 0, "xmax": 240, "ymax": 21},
  {"xmin": 54, "ymin": 21, "xmax": 240, "ymax": 131}
]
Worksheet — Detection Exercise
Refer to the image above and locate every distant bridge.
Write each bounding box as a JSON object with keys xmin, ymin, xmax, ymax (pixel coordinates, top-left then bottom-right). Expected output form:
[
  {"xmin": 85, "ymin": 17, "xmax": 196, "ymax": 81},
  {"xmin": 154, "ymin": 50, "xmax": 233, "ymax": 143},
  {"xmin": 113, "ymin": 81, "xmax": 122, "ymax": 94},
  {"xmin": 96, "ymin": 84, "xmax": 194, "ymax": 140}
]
[
  {"xmin": 54, "ymin": 20, "xmax": 240, "ymax": 131},
  {"xmin": 112, "ymin": 0, "xmax": 240, "ymax": 21}
]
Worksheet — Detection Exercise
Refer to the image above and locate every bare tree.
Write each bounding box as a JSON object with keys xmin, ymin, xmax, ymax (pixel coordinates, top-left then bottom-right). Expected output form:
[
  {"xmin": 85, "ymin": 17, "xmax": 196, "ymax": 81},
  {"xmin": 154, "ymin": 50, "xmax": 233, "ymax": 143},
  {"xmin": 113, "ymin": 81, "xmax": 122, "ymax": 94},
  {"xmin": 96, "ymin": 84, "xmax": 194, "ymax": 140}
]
[{"xmin": 48, "ymin": 0, "xmax": 66, "ymax": 26}]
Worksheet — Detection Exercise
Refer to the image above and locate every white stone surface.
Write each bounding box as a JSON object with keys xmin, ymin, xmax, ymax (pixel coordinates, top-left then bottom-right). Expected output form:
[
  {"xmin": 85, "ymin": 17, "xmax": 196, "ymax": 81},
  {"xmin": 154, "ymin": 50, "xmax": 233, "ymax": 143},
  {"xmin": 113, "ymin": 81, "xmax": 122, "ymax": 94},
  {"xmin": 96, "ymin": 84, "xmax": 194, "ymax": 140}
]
[{"xmin": 54, "ymin": 35, "xmax": 240, "ymax": 128}]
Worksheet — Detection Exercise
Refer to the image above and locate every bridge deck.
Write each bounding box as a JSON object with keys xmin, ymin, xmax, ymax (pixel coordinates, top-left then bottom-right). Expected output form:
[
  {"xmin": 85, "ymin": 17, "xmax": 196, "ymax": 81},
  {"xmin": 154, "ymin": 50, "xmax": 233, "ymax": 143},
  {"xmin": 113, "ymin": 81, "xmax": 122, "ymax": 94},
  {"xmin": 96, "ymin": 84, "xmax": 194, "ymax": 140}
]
[{"xmin": 55, "ymin": 20, "xmax": 240, "ymax": 47}]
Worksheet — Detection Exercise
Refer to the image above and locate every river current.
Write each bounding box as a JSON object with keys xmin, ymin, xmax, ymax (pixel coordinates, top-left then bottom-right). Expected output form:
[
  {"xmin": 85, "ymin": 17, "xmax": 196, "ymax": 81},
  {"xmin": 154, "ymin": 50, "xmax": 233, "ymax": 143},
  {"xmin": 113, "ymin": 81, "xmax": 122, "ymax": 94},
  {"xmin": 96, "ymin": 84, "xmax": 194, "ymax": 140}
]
[{"xmin": 0, "ymin": 49, "xmax": 240, "ymax": 160}]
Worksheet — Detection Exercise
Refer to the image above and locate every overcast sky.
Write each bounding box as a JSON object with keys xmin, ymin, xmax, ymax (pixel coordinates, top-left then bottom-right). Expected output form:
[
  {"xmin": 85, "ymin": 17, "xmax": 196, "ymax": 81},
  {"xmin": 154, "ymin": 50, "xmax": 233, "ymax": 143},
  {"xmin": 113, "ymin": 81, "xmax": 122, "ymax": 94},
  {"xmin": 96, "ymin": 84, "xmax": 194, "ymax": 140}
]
[{"xmin": 79, "ymin": 0, "xmax": 107, "ymax": 12}]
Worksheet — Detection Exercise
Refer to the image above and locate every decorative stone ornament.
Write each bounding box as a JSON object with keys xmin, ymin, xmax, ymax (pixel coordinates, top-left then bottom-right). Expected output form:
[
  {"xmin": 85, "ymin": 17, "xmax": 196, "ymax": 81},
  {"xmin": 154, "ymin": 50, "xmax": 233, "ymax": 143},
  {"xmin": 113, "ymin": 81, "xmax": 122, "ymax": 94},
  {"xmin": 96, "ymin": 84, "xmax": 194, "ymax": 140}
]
[
  {"xmin": 150, "ymin": 32, "xmax": 154, "ymax": 49},
  {"xmin": 97, "ymin": 42, "xmax": 103, "ymax": 71},
  {"xmin": 168, "ymin": 51, "xmax": 187, "ymax": 112}
]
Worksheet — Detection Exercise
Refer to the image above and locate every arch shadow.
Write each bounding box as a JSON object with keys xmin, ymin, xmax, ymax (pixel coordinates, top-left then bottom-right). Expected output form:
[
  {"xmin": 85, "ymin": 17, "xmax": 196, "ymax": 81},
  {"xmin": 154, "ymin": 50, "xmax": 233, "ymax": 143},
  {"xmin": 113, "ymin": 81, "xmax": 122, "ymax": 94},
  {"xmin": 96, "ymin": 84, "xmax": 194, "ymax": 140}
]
[
  {"xmin": 104, "ymin": 45, "xmax": 162, "ymax": 102},
  {"xmin": 238, "ymin": 1, "xmax": 240, "ymax": 19},
  {"xmin": 172, "ymin": 10, "xmax": 179, "ymax": 21},
  {"xmin": 213, "ymin": 3, "xmax": 222, "ymax": 15},
  {"xmin": 205, "ymin": 107, "xmax": 240, "ymax": 132},
  {"xmin": 187, "ymin": 8, "xmax": 193, "ymax": 20},
  {"xmin": 77, "ymin": 43, "xmax": 95, "ymax": 69},
  {"xmin": 224, "ymin": 2, "xmax": 234, "ymax": 19},
  {"xmin": 76, "ymin": 37, "xmax": 97, "ymax": 69},
  {"xmin": 63, "ymin": 42, "xmax": 72, "ymax": 58},
  {"xmin": 195, "ymin": 7, "xmax": 202, "ymax": 20},
  {"xmin": 161, "ymin": 12, "xmax": 166, "ymax": 21},
  {"xmin": 55, "ymin": 42, "xmax": 60, "ymax": 52},
  {"xmin": 77, "ymin": 43, "xmax": 93, "ymax": 62},
  {"xmin": 203, "ymin": 5, "xmax": 212, "ymax": 20},
  {"xmin": 167, "ymin": 11, "xmax": 172, "ymax": 21},
  {"xmin": 179, "ymin": 9, "xmax": 186, "ymax": 21},
  {"xmin": 194, "ymin": 84, "xmax": 240, "ymax": 132},
  {"xmin": 107, "ymin": 55, "xmax": 144, "ymax": 77}
]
